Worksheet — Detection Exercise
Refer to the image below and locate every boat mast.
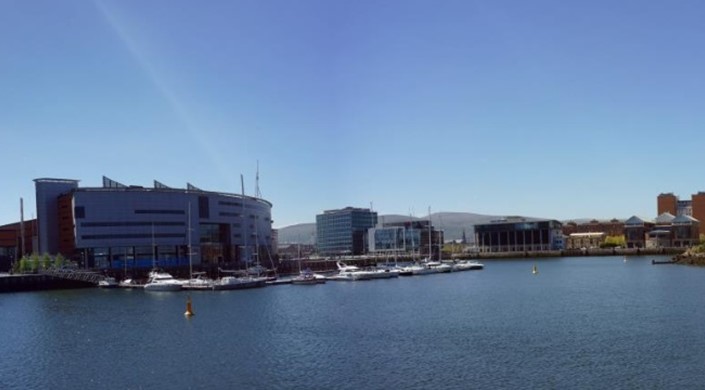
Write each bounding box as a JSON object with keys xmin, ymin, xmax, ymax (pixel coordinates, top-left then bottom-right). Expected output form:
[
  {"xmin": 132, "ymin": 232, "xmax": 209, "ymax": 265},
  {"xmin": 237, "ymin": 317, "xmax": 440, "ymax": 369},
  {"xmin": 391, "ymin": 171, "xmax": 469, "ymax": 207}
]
[
  {"xmin": 188, "ymin": 201, "xmax": 193, "ymax": 280},
  {"xmin": 428, "ymin": 206, "xmax": 432, "ymax": 261},
  {"xmin": 240, "ymin": 174, "xmax": 248, "ymax": 266},
  {"xmin": 152, "ymin": 222, "xmax": 156, "ymax": 269}
]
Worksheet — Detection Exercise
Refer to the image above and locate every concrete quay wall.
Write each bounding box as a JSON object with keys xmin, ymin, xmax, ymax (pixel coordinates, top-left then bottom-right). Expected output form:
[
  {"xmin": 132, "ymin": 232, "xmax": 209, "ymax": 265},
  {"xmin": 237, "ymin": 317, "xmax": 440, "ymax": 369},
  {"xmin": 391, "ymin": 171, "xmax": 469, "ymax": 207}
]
[{"xmin": 0, "ymin": 274, "xmax": 94, "ymax": 293}]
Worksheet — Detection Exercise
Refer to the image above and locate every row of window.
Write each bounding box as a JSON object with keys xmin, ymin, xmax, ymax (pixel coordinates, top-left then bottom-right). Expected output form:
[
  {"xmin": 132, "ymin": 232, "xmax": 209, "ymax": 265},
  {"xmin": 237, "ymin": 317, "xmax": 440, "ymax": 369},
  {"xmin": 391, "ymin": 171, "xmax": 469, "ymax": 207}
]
[
  {"xmin": 81, "ymin": 233, "xmax": 186, "ymax": 240},
  {"xmin": 81, "ymin": 221, "xmax": 186, "ymax": 227}
]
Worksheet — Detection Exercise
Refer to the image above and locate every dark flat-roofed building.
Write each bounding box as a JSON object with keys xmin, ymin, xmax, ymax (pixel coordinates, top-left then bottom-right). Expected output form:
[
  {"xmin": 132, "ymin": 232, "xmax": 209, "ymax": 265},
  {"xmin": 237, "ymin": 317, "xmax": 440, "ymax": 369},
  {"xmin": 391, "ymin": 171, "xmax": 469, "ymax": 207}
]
[{"xmin": 475, "ymin": 217, "xmax": 564, "ymax": 253}]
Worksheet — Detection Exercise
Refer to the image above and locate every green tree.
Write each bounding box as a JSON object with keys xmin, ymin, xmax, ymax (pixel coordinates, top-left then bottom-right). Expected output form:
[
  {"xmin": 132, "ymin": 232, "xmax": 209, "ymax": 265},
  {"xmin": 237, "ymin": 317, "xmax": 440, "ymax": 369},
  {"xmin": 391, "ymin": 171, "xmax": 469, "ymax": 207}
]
[
  {"xmin": 53, "ymin": 254, "xmax": 65, "ymax": 269},
  {"xmin": 18, "ymin": 257, "xmax": 29, "ymax": 273},
  {"xmin": 601, "ymin": 235, "xmax": 626, "ymax": 248},
  {"xmin": 29, "ymin": 253, "xmax": 40, "ymax": 272},
  {"xmin": 40, "ymin": 253, "xmax": 52, "ymax": 270}
]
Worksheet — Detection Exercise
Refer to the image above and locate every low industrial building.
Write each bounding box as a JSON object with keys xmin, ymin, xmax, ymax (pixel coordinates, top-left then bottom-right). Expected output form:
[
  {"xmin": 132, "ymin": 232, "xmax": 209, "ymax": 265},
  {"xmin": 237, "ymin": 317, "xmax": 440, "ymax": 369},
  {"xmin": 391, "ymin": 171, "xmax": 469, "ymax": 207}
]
[
  {"xmin": 562, "ymin": 219, "xmax": 624, "ymax": 237},
  {"xmin": 566, "ymin": 232, "xmax": 606, "ymax": 250},
  {"xmin": 0, "ymin": 220, "xmax": 38, "ymax": 272}
]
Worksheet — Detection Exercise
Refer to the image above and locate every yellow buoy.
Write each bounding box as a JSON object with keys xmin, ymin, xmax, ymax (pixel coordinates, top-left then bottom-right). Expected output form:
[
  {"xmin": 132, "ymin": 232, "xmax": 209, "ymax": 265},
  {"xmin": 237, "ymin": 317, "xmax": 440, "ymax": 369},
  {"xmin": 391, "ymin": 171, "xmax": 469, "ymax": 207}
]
[
  {"xmin": 184, "ymin": 295, "xmax": 194, "ymax": 317},
  {"xmin": 532, "ymin": 264, "xmax": 538, "ymax": 275}
]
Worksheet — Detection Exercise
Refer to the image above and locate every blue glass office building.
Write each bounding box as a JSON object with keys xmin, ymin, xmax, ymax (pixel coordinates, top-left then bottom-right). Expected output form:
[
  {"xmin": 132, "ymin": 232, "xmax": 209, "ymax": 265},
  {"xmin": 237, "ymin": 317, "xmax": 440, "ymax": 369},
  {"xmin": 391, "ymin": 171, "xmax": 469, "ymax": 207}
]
[{"xmin": 316, "ymin": 207, "xmax": 377, "ymax": 256}]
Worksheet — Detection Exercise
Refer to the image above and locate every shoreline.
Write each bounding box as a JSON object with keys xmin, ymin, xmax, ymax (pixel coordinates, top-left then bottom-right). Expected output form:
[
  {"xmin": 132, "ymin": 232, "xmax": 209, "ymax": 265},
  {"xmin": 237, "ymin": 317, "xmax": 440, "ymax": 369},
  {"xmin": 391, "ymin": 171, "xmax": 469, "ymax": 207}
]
[{"xmin": 2, "ymin": 247, "xmax": 688, "ymax": 293}]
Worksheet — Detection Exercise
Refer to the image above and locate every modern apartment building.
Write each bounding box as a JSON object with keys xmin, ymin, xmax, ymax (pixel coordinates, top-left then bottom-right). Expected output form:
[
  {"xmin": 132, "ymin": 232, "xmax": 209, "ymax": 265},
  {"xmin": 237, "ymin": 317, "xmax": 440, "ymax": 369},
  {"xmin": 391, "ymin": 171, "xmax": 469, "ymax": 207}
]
[
  {"xmin": 34, "ymin": 177, "xmax": 274, "ymax": 269},
  {"xmin": 657, "ymin": 192, "xmax": 705, "ymax": 220},
  {"xmin": 316, "ymin": 207, "xmax": 377, "ymax": 256}
]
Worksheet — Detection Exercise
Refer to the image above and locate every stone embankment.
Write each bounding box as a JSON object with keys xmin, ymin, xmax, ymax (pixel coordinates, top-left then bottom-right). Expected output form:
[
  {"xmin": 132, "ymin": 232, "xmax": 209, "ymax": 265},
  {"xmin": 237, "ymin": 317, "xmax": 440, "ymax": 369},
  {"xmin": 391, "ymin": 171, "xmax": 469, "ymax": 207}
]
[{"xmin": 673, "ymin": 249, "xmax": 705, "ymax": 266}]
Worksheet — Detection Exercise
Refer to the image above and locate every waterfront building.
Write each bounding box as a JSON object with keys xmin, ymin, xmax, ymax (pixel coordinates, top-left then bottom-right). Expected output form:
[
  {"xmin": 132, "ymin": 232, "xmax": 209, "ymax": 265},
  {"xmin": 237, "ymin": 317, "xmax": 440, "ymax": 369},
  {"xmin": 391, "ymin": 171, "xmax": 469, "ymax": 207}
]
[
  {"xmin": 623, "ymin": 216, "xmax": 654, "ymax": 249},
  {"xmin": 0, "ymin": 220, "xmax": 38, "ymax": 272},
  {"xmin": 315, "ymin": 207, "xmax": 377, "ymax": 256},
  {"xmin": 474, "ymin": 217, "xmax": 564, "ymax": 253},
  {"xmin": 34, "ymin": 177, "xmax": 274, "ymax": 269},
  {"xmin": 566, "ymin": 232, "xmax": 606, "ymax": 250},
  {"xmin": 656, "ymin": 192, "xmax": 705, "ymax": 221},
  {"xmin": 367, "ymin": 220, "xmax": 442, "ymax": 258},
  {"xmin": 671, "ymin": 215, "xmax": 700, "ymax": 247},
  {"xmin": 562, "ymin": 219, "xmax": 624, "ymax": 237}
]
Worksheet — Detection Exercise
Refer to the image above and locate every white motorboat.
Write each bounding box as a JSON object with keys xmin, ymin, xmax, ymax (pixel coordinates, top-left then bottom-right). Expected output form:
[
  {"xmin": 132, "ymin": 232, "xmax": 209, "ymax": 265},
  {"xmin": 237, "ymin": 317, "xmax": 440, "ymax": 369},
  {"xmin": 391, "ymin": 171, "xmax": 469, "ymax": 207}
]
[
  {"xmin": 291, "ymin": 269, "xmax": 326, "ymax": 285},
  {"xmin": 144, "ymin": 270, "xmax": 183, "ymax": 291},
  {"xmin": 328, "ymin": 262, "xmax": 375, "ymax": 281},
  {"xmin": 212, "ymin": 275, "xmax": 267, "ymax": 290},
  {"xmin": 402, "ymin": 260, "xmax": 452, "ymax": 275},
  {"xmin": 368, "ymin": 266, "xmax": 400, "ymax": 279},
  {"xmin": 98, "ymin": 277, "xmax": 118, "ymax": 288},
  {"xmin": 450, "ymin": 260, "xmax": 484, "ymax": 272},
  {"xmin": 118, "ymin": 278, "xmax": 142, "ymax": 288},
  {"xmin": 181, "ymin": 272, "xmax": 214, "ymax": 290}
]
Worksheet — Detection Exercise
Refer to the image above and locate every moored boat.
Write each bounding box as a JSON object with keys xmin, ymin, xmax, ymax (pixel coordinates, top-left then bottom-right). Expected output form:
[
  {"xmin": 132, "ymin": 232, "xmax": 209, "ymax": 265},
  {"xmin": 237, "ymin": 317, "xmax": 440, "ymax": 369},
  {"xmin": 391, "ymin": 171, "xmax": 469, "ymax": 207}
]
[
  {"xmin": 212, "ymin": 275, "xmax": 267, "ymax": 290},
  {"xmin": 291, "ymin": 269, "xmax": 326, "ymax": 285},
  {"xmin": 181, "ymin": 272, "xmax": 214, "ymax": 290},
  {"xmin": 118, "ymin": 278, "xmax": 142, "ymax": 288},
  {"xmin": 144, "ymin": 270, "xmax": 182, "ymax": 291},
  {"xmin": 98, "ymin": 277, "xmax": 118, "ymax": 288},
  {"xmin": 450, "ymin": 260, "xmax": 484, "ymax": 272},
  {"xmin": 327, "ymin": 262, "xmax": 375, "ymax": 281}
]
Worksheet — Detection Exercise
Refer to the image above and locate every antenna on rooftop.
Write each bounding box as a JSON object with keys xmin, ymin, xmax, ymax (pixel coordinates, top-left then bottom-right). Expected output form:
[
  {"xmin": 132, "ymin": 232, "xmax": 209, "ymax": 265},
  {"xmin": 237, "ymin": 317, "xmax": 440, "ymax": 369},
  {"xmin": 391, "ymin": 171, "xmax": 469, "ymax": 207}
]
[{"xmin": 240, "ymin": 174, "xmax": 245, "ymax": 197}]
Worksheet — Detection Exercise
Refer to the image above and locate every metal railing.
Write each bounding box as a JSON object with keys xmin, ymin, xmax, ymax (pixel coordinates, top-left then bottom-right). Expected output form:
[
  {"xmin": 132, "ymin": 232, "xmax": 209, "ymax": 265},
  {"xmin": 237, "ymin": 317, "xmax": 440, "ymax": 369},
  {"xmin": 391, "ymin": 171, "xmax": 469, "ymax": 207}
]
[{"xmin": 39, "ymin": 268, "xmax": 105, "ymax": 284}]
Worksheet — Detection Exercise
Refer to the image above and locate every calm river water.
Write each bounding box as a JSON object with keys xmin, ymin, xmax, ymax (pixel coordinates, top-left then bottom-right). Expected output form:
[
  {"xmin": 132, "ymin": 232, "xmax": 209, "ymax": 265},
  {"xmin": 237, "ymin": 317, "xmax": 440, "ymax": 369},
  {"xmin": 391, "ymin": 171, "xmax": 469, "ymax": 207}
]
[{"xmin": 2, "ymin": 256, "xmax": 704, "ymax": 389}]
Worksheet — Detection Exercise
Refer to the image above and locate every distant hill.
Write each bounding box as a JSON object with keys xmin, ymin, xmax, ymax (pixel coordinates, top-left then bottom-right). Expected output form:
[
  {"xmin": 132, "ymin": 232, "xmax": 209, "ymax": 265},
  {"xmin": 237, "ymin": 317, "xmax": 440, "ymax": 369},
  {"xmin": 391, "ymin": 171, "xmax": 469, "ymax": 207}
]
[
  {"xmin": 276, "ymin": 223, "xmax": 317, "ymax": 245},
  {"xmin": 276, "ymin": 212, "xmax": 506, "ymax": 244}
]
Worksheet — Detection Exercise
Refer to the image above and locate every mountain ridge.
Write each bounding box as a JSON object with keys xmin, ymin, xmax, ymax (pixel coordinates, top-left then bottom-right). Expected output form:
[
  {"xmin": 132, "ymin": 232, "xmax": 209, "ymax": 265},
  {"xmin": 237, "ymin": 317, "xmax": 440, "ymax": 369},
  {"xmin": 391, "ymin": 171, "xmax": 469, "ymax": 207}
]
[{"xmin": 276, "ymin": 211, "xmax": 509, "ymax": 244}]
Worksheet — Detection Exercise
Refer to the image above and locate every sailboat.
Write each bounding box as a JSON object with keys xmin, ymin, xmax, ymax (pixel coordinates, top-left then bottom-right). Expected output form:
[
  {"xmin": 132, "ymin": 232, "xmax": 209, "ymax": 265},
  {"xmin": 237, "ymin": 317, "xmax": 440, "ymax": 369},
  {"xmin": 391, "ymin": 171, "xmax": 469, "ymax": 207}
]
[
  {"xmin": 291, "ymin": 245, "xmax": 325, "ymax": 285},
  {"xmin": 402, "ymin": 208, "xmax": 451, "ymax": 275},
  {"xmin": 119, "ymin": 248, "xmax": 141, "ymax": 288},
  {"xmin": 144, "ymin": 222, "xmax": 182, "ymax": 291},
  {"xmin": 212, "ymin": 268, "xmax": 267, "ymax": 290},
  {"xmin": 182, "ymin": 202, "xmax": 214, "ymax": 290}
]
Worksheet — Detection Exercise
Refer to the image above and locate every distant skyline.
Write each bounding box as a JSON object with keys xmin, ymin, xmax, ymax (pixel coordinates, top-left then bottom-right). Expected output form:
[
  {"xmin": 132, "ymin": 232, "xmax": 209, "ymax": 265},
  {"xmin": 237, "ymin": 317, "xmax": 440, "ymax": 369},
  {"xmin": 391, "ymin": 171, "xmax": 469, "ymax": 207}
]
[{"xmin": 2, "ymin": 0, "xmax": 704, "ymax": 228}]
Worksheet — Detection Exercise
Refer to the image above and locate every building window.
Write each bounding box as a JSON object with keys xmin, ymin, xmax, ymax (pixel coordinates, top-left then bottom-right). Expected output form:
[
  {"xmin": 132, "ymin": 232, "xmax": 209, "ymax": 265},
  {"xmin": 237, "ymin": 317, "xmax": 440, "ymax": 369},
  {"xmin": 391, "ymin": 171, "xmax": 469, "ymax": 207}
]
[
  {"xmin": 199, "ymin": 196, "xmax": 210, "ymax": 219},
  {"xmin": 75, "ymin": 206, "xmax": 85, "ymax": 219}
]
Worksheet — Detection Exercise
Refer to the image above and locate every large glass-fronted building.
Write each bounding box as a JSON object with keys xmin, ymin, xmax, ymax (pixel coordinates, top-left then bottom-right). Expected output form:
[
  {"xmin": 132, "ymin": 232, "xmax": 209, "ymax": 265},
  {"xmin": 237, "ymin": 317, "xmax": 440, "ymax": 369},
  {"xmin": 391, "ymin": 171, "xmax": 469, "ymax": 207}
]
[
  {"xmin": 367, "ymin": 221, "xmax": 441, "ymax": 257},
  {"xmin": 316, "ymin": 207, "xmax": 377, "ymax": 256},
  {"xmin": 475, "ymin": 217, "xmax": 564, "ymax": 252},
  {"xmin": 35, "ymin": 177, "xmax": 274, "ymax": 269}
]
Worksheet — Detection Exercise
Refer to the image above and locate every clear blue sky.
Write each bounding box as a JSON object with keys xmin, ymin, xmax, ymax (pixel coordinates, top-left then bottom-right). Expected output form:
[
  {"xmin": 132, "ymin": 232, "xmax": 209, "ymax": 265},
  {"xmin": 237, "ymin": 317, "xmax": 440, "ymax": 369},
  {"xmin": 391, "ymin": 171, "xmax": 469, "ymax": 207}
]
[{"xmin": 1, "ymin": 0, "xmax": 704, "ymax": 228}]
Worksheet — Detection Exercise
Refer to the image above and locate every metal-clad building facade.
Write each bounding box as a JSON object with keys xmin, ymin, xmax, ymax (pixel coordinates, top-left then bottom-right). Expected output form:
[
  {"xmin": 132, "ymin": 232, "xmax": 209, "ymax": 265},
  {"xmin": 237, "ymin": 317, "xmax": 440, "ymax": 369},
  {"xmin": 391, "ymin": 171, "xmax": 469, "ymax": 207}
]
[{"xmin": 35, "ymin": 177, "xmax": 273, "ymax": 269}]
